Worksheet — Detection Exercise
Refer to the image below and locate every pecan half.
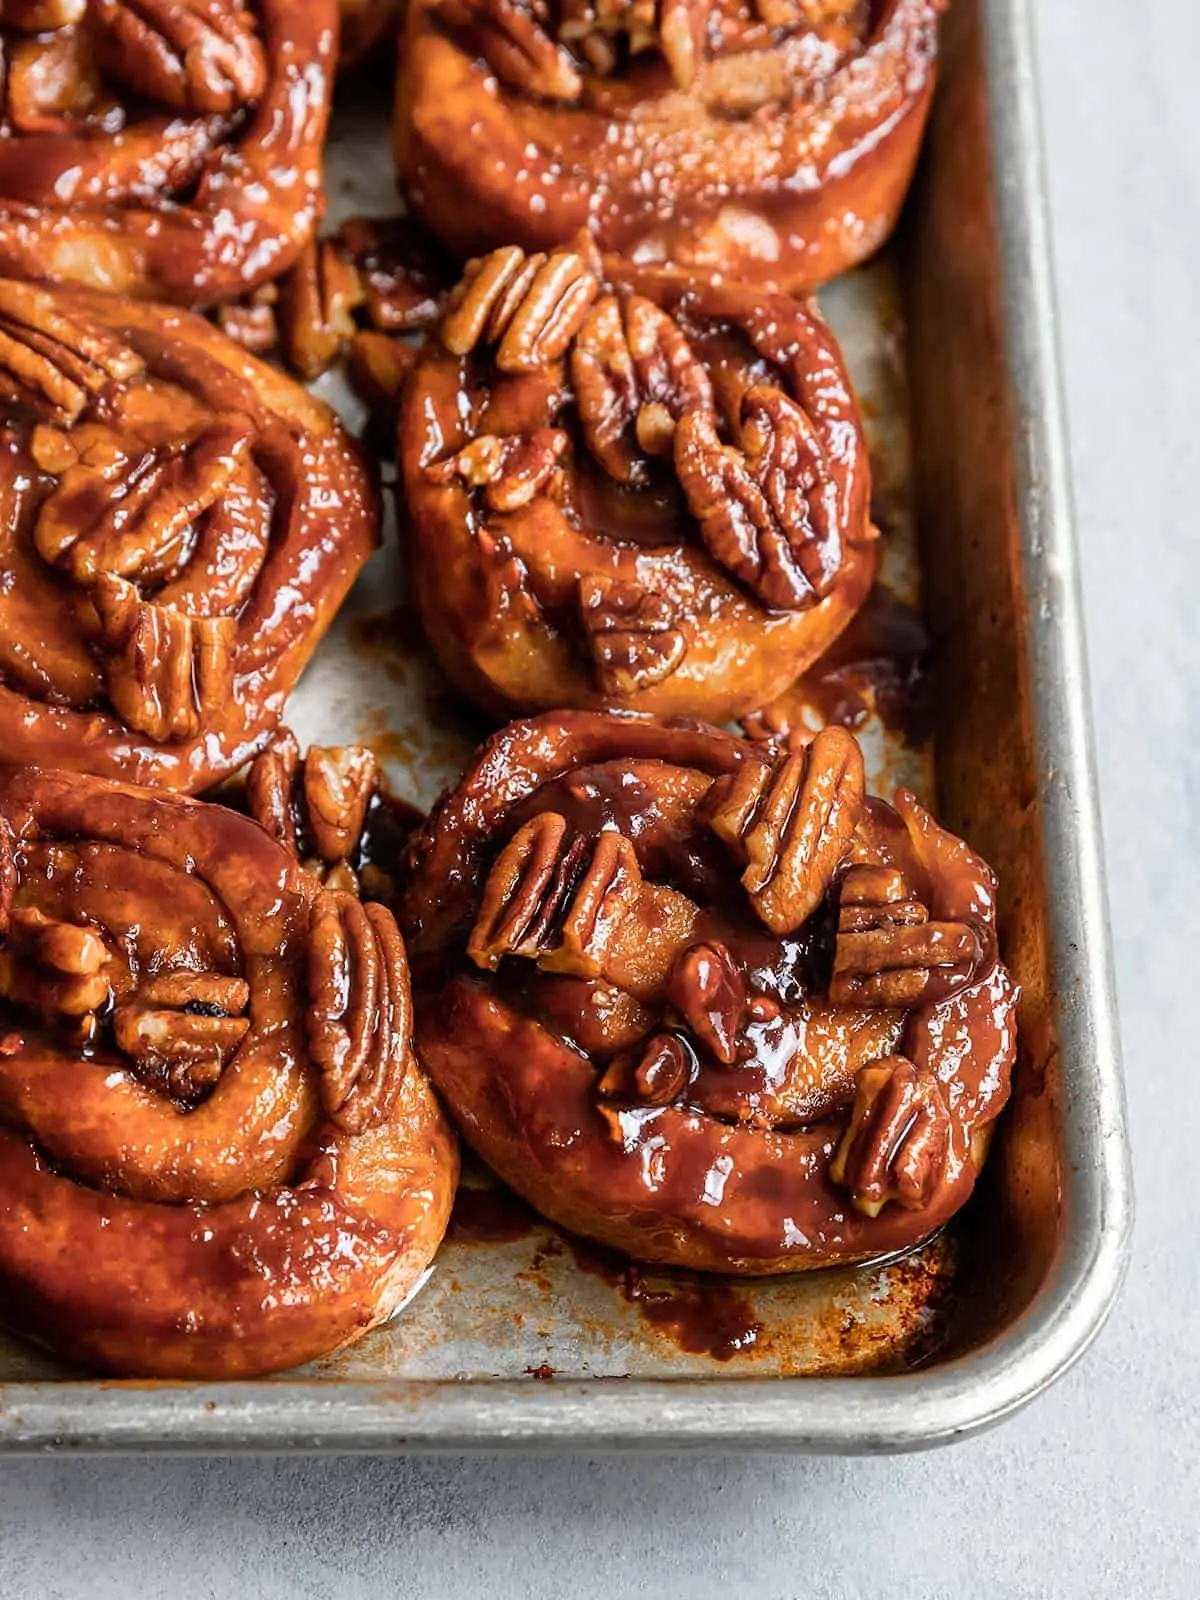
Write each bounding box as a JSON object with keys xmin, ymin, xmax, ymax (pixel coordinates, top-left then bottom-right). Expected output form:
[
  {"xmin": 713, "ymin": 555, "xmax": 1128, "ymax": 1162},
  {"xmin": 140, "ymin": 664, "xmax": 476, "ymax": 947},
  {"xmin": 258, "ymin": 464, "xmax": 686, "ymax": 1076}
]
[
  {"xmin": 571, "ymin": 292, "xmax": 713, "ymax": 486},
  {"xmin": 89, "ymin": 0, "xmax": 268, "ymax": 115},
  {"xmin": 426, "ymin": 428, "xmax": 568, "ymax": 511},
  {"xmin": 578, "ymin": 575, "xmax": 687, "ymax": 696},
  {"xmin": 0, "ymin": 906, "xmax": 111, "ymax": 1018},
  {"xmin": 0, "ymin": 282, "xmax": 143, "ymax": 424},
  {"xmin": 596, "ymin": 1030, "xmax": 695, "ymax": 1107},
  {"xmin": 276, "ymin": 238, "xmax": 364, "ymax": 382},
  {"xmin": 247, "ymin": 733, "xmax": 379, "ymax": 887},
  {"xmin": 441, "ymin": 245, "xmax": 599, "ymax": 373},
  {"xmin": 436, "ymin": 0, "xmax": 583, "ymax": 102},
  {"xmin": 306, "ymin": 890, "xmax": 411, "ymax": 1135},
  {"xmin": 830, "ymin": 1055, "xmax": 952, "ymax": 1216},
  {"xmin": 675, "ymin": 385, "xmax": 841, "ymax": 611},
  {"xmin": 829, "ymin": 918, "xmax": 984, "ymax": 1009},
  {"xmin": 558, "ymin": 0, "xmax": 707, "ymax": 89},
  {"xmin": 702, "ymin": 728, "xmax": 864, "ymax": 934},
  {"xmin": 467, "ymin": 814, "xmax": 643, "ymax": 980},
  {"xmin": 665, "ymin": 940, "xmax": 746, "ymax": 1065},
  {"xmin": 34, "ymin": 416, "xmax": 256, "ymax": 586},
  {"xmin": 92, "ymin": 574, "xmax": 236, "ymax": 743}
]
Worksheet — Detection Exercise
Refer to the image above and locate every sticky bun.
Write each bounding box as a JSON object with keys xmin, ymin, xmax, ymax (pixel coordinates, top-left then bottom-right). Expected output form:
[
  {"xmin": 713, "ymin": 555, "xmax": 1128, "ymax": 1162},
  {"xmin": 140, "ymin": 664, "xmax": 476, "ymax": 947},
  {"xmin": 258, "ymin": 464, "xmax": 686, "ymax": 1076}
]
[
  {"xmin": 0, "ymin": 1, "xmax": 336, "ymax": 303},
  {"xmin": 0, "ymin": 764, "xmax": 457, "ymax": 1377},
  {"xmin": 396, "ymin": 0, "xmax": 944, "ymax": 289},
  {"xmin": 0, "ymin": 279, "xmax": 376, "ymax": 790},
  {"xmin": 399, "ymin": 245, "xmax": 875, "ymax": 723},
  {"xmin": 402, "ymin": 712, "xmax": 1018, "ymax": 1273}
]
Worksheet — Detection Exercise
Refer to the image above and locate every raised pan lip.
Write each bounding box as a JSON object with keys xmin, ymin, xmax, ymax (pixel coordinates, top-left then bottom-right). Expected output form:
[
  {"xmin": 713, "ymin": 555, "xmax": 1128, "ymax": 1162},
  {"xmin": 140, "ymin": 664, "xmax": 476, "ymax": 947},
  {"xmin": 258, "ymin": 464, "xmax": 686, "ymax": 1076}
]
[{"xmin": 0, "ymin": 0, "xmax": 1134, "ymax": 1455}]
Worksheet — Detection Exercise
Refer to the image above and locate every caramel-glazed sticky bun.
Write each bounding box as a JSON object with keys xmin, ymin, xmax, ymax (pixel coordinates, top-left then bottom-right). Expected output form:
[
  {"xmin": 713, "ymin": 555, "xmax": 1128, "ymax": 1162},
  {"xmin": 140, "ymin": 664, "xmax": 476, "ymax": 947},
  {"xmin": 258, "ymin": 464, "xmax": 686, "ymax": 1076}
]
[
  {"xmin": 403, "ymin": 713, "xmax": 1018, "ymax": 1273},
  {"xmin": 0, "ymin": 764, "xmax": 457, "ymax": 1378},
  {"xmin": 400, "ymin": 244, "xmax": 875, "ymax": 723},
  {"xmin": 397, "ymin": 0, "xmax": 944, "ymax": 288},
  {"xmin": 0, "ymin": 279, "xmax": 376, "ymax": 790},
  {"xmin": 0, "ymin": 1, "xmax": 336, "ymax": 303}
]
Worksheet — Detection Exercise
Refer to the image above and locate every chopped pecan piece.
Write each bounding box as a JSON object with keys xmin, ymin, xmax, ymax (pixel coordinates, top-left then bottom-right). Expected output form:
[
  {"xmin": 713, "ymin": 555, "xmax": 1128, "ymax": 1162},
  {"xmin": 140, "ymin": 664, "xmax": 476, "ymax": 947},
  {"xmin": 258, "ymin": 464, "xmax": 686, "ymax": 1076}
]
[
  {"xmin": 89, "ymin": 0, "xmax": 268, "ymax": 115},
  {"xmin": 675, "ymin": 385, "xmax": 841, "ymax": 611},
  {"xmin": 277, "ymin": 237, "xmax": 365, "ymax": 382},
  {"xmin": 571, "ymin": 292, "xmax": 713, "ymax": 486},
  {"xmin": 666, "ymin": 940, "xmax": 746, "ymax": 1065},
  {"xmin": 436, "ymin": 0, "xmax": 583, "ymax": 102},
  {"xmin": 247, "ymin": 733, "xmax": 379, "ymax": 886},
  {"xmin": 577, "ymin": 575, "xmax": 687, "ymax": 696},
  {"xmin": 558, "ymin": 0, "xmax": 708, "ymax": 89},
  {"xmin": 92, "ymin": 575, "xmax": 236, "ymax": 744},
  {"xmin": 702, "ymin": 728, "xmax": 864, "ymax": 934},
  {"xmin": 427, "ymin": 428, "xmax": 568, "ymax": 512},
  {"xmin": 306, "ymin": 890, "xmax": 411, "ymax": 1135},
  {"xmin": 830, "ymin": 1054, "xmax": 951, "ymax": 1216},
  {"xmin": 0, "ymin": 282, "xmax": 143, "ymax": 424},
  {"xmin": 441, "ymin": 245, "xmax": 599, "ymax": 372},
  {"xmin": 596, "ymin": 1030, "xmax": 695, "ymax": 1107},
  {"xmin": 34, "ymin": 416, "xmax": 255, "ymax": 586},
  {"xmin": 113, "ymin": 977, "xmax": 251, "ymax": 1103},
  {"xmin": 0, "ymin": 906, "xmax": 111, "ymax": 1018}
]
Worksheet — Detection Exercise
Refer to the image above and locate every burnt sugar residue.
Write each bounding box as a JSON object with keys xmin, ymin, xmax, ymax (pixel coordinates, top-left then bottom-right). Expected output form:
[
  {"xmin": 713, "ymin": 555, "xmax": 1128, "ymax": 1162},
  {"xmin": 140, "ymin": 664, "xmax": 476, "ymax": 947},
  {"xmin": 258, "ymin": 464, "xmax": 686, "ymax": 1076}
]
[
  {"xmin": 789, "ymin": 583, "xmax": 933, "ymax": 746},
  {"xmin": 567, "ymin": 1236, "xmax": 763, "ymax": 1363},
  {"xmin": 448, "ymin": 1181, "xmax": 542, "ymax": 1245},
  {"xmin": 349, "ymin": 606, "xmax": 428, "ymax": 680}
]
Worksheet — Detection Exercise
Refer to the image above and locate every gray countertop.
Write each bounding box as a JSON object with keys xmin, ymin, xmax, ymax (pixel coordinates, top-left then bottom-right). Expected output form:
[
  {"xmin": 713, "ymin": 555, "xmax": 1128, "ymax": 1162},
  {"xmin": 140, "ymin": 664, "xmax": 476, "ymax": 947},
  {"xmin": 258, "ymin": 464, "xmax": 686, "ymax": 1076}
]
[{"xmin": 2, "ymin": 1, "xmax": 1194, "ymax": 1593}]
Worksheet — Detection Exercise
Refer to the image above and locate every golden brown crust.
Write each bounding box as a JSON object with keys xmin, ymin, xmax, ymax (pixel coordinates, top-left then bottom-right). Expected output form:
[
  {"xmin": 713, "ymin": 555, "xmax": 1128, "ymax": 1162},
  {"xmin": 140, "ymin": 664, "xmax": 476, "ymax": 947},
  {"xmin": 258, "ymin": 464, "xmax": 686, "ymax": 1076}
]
[
  {"xmin": 402, "ymin": 711, "xmax": 1017, "ymax": 1274},
  {"xmin": 400, "ymin": 251, "xmax": 876, "ymax": 723},
  {"xmin": 396, "ymin": 0, "xmax": 944, "ymax": 289},
  {"xmin": 0, "ymin": 1, "xmax": 337, "ymax": 304},
  {"xmin": 0, "ymin": 765, "xmax": 457, "ymax": 1379},
  {"xmin": 0, "ymin": 281, "xmax": 377, "ymax": 791}
]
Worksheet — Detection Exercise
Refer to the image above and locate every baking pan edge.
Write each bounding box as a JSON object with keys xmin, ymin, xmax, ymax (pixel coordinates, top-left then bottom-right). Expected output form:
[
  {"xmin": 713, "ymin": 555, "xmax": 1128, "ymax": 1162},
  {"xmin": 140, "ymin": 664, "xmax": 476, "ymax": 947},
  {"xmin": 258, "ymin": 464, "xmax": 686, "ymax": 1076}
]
[{"xmin": 0, "ymin": 0, "xmax": 1132, "ymax": 1455}]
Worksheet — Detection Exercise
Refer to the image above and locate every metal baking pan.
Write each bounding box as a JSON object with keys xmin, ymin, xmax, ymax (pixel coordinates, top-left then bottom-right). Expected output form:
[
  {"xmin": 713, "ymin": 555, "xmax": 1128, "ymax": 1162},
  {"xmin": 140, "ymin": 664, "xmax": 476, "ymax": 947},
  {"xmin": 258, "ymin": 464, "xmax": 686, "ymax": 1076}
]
[{"xmin": 0, "ymin": 0, "xmax": 1132, "ymax": 1453}]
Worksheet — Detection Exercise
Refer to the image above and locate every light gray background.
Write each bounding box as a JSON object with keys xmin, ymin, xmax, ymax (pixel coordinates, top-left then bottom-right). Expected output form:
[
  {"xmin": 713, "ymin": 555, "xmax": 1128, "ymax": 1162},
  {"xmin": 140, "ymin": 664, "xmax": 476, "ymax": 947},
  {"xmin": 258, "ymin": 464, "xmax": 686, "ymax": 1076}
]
[{"xmin": 2, "ymin": 2, "xmax": 1196, "ymax": 1594}]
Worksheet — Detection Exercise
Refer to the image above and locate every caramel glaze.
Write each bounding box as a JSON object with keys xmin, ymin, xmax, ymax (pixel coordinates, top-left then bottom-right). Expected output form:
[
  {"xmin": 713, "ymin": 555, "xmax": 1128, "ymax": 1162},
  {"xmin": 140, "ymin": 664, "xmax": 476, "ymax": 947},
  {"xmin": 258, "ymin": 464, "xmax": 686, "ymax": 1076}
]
[
  {"xmin": 339, "ymin": 0, "xmax": 407, "ymax": 70},
  {"xmin": 403, "ymin": 711, "xmax": 1018, "ymax": 1273},
  {"xmin": 0, "ymin": 2, "xmax": 336, "ymax": 305},
  {"xmin": 397, "ymin": 0, "xmax": 944, "ymax": 290},
  {"xmin": 400, "ymin": 256, "xmax": 876, "ymax": 725},
  {"xmin": 0, "ymin": 766, "xmax": 457, "ymax": 1379},
  {"xmin": 0, "ymin": 281, "xmax": 376, "ymax": 791}
]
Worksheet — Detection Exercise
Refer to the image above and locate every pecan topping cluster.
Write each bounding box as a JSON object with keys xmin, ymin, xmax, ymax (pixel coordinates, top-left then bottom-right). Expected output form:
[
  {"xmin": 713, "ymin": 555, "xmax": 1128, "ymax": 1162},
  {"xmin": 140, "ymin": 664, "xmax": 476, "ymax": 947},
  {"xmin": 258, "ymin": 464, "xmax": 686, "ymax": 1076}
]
[
  {"xmin": 89, "ymin": 0, "xmax": 267, "ymax": 116},
  {"xmin": 558, "ymin": 0, "xmax": 709, "ymax": 89},
  {"xmin": 307, "ymin": 889, "xmax": 412, "ymax": 1135},
  {"xmin": 441, "ymin": 244, "xmax": 600, "ymax": 372},
  {"xmin": 247, "ymin": 733, "xmax": 379, "ymax": 894},
  {"xmin": 112, "ymin": 971, "xmax": 251, "ymax": 1104},
  {"xmin": 0, "ymin": 282, "xmax": 143, "ymax": 423}
]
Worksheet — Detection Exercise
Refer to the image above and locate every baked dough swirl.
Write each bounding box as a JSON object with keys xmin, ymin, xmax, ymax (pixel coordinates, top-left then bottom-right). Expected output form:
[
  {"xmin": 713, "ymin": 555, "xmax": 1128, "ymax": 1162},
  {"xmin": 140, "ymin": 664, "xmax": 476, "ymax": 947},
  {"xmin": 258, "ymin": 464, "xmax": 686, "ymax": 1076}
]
[
  {"xmin": 400, "ymin": 245, "xmax": 875, "ymax": 723},
  {"xmin": 402, "ymin": 711, "xmax": 1017, "ymax": 1273},
  {"xmin": 0, "ymin": 279, "xmax": 376, "ymax": 790},
  {"xmin": 396, "ymin": 0, "xmax": 944, "ymax": 288},
  {"xmin": 0, "ymin": 1, "xmax": 337, "ymax": 303},
  {"xmin": 0, "ymin": 764, "xmax": 457, "ymax": 1378}
]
